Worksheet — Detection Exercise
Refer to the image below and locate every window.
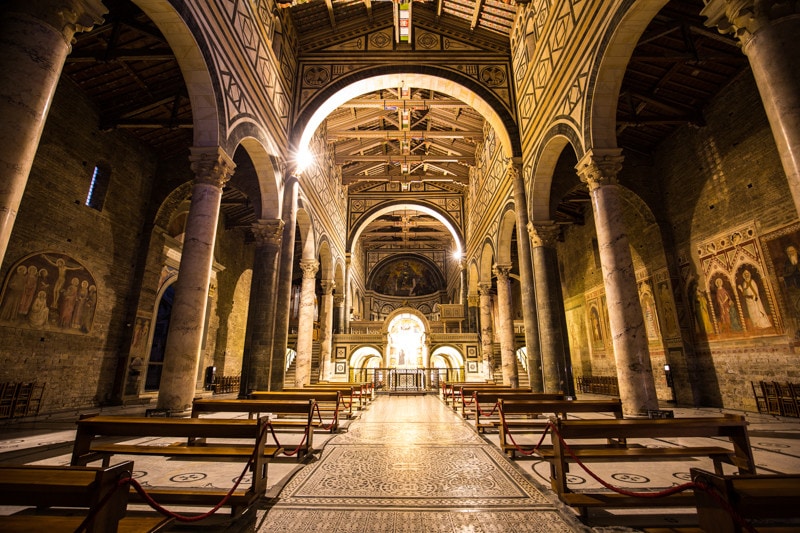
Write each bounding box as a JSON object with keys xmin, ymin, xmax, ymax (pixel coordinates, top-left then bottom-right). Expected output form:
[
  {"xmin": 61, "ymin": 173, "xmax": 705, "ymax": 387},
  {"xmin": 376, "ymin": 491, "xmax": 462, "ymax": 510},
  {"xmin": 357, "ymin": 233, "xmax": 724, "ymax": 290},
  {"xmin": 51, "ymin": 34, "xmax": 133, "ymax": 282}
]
[{"xmin": 85, "ymin": 162, "xmax": 111, "ymax": 211}]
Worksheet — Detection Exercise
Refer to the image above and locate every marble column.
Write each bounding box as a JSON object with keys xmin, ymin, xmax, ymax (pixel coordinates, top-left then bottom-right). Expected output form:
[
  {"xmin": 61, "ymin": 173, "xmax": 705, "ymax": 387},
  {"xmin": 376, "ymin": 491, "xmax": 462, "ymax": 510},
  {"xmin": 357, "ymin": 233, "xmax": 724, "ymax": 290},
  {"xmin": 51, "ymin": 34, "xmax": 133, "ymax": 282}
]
[
  {"xmin": 509, "ymin": 161, "xmax": 544, "ymax": 392},
  {"xmin": 270, "ymin": 178, "xmax": 299, "ymax": 391},
  {"xmin": 460, "ymin": 260, "xmax": 468, "ymax": 332},
  {"xmin": 576, "ymin": 149, "xmax": 658, "ymax": 416},
  {"xmin": 0, "ymin": 0, "xmax": 106, "ymax": 264},
  {"xmin": 478, "ymin": 282, "xmax": 496, "ymax": 381},
  {"xmin": 240, "ymin": 219, "xmax": 284, "ymax": 396},
  {"xmin": 493, "ymin": 264, "xmax": 519, "ymax": 388},
  {"xmin": 157, "ymin": 147, "xmax": 235, "ymax": 411},
  {"xmin": 702, "ymin": 1, "xmax": 800, "ymax": 216},
  {"xmin": 318, "ymin": 280, "xmax": 336, "ymax": 381},
  {"xmin": 294, "ymin": 259, "xmax": 319, "ymax": 388},
  {"xmin": 528, "ymin": 221, "xmax": 574, "ymax": 396},
  {"xmin": 334, "ymin": 293, "xmax": 346, "ymax": 334}
]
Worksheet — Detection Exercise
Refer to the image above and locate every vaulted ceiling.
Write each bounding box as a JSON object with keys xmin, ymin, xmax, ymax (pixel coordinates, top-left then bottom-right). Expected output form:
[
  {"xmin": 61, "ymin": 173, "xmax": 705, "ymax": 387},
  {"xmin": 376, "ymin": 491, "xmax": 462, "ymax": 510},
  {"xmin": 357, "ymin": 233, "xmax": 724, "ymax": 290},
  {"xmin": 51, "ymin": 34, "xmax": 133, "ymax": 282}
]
[{"xmin": 60, "ymin": 0, "xmax": 748, "ymax": 248}]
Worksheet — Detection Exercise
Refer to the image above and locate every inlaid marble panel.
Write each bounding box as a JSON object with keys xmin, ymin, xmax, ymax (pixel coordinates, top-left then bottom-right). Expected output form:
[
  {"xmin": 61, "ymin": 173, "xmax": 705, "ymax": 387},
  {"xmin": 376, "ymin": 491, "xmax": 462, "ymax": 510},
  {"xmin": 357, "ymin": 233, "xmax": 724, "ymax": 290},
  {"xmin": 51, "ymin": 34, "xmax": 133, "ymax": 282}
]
[
  {"xmin": 277, "ymin": 444, "xmax": 550, "ymax": 508},
  {"xmin": 331, "ymin": 422, "xmax": 484, "ymax": 446}
]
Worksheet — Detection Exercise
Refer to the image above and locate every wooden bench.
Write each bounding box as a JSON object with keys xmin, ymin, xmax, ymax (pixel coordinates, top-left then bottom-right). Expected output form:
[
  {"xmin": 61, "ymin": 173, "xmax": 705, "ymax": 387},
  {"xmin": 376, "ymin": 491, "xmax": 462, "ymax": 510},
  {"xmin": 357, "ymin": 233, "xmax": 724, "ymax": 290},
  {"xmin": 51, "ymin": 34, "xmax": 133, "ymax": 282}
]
[
  {"xmin": 0, "ymin": 461, "xmax": 172, "ymax": 532},
  {"xmin": 690, "ymin": 467, "xmax": 800, "ymax": 533},
  {"xmin": 464, "ymin": 391, "xmax": 564, "ymax": 427},
  {"xmin": 283, "ymin": 385, "xmax": 370, "ymax": 411},
  {"xmin": 192, "ymin": 398, "xmax": 318, "ymax": 457},
  {"xmin": 442, "ymin": 383, "xmax": 523, "ymax": 409},
  {"xmin": 536, "ymin": 415, "xmax": 756, "ymax": 514},
  {"xmin": 248, "ymin": 390, "xmax": 350, "ymax": 423},
  {"xmin": 70, "ymin": 415, "xmax": 275, "ymax": 515},
  {"xmin": 496, "ymin": 398, "xmax": 624, "ymax": 456}
]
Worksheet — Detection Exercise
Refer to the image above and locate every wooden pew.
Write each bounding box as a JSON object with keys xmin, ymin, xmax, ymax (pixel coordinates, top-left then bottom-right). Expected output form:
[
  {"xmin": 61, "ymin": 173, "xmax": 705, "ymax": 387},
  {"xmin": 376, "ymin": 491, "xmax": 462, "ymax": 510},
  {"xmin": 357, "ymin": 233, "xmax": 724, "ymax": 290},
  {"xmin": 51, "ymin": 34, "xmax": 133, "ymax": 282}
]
[
  {"xmin": 466, "ymin": 392, "xmax": 565, "ymax": 430},
  {"xmin": 282, "ymin": 385, "xmax": 369, "ymax": 411},
  {"xmin": 442, "ymin": 382, "xmax": 518, "ymax": 409},
  {"xmin": 0, "ymin": 461, "xmax": 172, "ymax": 532},
  {"xmin": 70, "ymin": 415, "xmax": 275, "ymax": 515},
  {"xmin": 245, "ymin": 390, "xmax": 348, "ymax": 424},
  {"xmin": 690, "ymin": 467, "xmax": 800, "ymax": 533},
  {"xmin": 536, "ymin": 415, "xmax": 756, "ymax": 514},
  {"xmin": 191, "ymin": 398, "xmax": 318, "ymax": 457},
  {"xmin": 496, "ymin": 398, "xmax": 624, "ymax": 456}
]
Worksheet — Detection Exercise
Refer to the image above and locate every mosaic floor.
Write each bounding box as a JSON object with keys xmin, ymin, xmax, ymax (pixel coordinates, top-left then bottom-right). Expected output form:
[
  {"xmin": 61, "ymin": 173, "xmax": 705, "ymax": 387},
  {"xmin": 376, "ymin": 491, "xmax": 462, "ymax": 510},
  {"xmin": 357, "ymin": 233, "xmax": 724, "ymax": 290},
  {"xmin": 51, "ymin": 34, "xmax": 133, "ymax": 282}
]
[
  {"xmin": 252, "ymin": 395, "xmax": 579, "ymax": 532},
  {"xmin": 2, "ymin": 395, "xmax": 799, "ymax": 532}
]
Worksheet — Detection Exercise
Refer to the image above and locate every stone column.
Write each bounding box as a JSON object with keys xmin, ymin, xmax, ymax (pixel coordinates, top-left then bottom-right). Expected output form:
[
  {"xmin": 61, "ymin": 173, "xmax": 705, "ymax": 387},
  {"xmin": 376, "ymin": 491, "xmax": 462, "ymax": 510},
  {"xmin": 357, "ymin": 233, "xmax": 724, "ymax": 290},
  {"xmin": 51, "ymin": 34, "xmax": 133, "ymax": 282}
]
[
  {"xmin": 0, "ymin": 0, "xmax": 106, "ymax": 264},
  {"xmin": 319, "ymin": 280, "xmax": 336, "ymax": 381},
  {"xmin": 528, "ymin": 221, "xmax": 574, "ymax": 396},
  {"xmin": 702, "ymin": 1, "xmax": 800, "ymax": 216},
  {"xmin": 157, "ymin": 147, "xmax": 235, "ymax": 411},
  {"xmin": 294, "ymin": 259, "xmax": 319, "ymax": 387},
  {"xmin": 270, "ymin": 178, "xmax": 299, "ymax": 391},
  {"xmin": 334, "ymin": 293, "xmax": 346, "ymax": 334},
  {"xmin": 509, "ymin": 161, "xmax": 544, "ymax": 392},
  {"xmin": 459, "ymin": 260, "xmax": 468, "ymax": 332},
  {"xmin": 576, "ymin": 149, "xmax": 658, "ymax": 416},
  {"xmin": 240, "ymin": 219, "xmax": 284, "ymax": 396},
  {"xmin": 493, "ymin": 264, "xmax": 519, "ymax": 388},
  {"xmin": 478, "ymin": 282, "xmax": 495, "ymax": 381}
]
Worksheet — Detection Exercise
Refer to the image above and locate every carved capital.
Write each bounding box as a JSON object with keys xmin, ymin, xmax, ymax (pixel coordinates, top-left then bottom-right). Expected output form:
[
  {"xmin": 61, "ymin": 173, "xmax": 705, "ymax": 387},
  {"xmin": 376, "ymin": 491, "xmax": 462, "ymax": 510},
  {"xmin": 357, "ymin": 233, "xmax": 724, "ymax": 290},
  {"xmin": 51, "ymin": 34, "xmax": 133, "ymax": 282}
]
[
  {"xmin": 10, "ymin": 0, "xmax": 107, "ymax": 44},
  {"xmin": 468, "ymin": 294, "xmax": 481, "ymax": 307},
  {"xmin": 527, "ymin": 221, "xmax": 561, "ymax": 248},
  {"xmin": 321, "ymin": 280, "xmax": 336, "ymax": 295},
  {"xmin": 189, "ymin": 147, "xmax": 235, "ymax": 188},
  {"xmin": 251, "ymin": 219, "xmax": 284, "ymax": 247},
  {"xmin": 299, "ymin": 259, "xmax": 319, "ymax": 279},
  {"xmin": 492, "ymin": 263, "xmax": 513, "ymax": 280},
  {"xmin": 478, "ymin": 282, "xmax": 494, "ymax": 296},
  {"xmin": 333, "ymin": 295, "xmax": 345, "ymax": 306},
  {"xmin": 575, "ymin": 149, "xmax": 624, "ymax": 191},
  {"xmin": 702, "ymin": 0, "xmax": 798, "ymax": 46}
]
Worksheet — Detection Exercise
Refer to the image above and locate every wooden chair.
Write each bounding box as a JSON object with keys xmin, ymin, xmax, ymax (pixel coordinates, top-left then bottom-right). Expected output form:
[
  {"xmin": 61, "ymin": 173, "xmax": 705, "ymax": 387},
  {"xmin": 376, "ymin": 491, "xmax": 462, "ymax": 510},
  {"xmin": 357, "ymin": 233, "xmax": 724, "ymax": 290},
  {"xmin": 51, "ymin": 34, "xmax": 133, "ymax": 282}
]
[
  {"xmin": 750, "ymin": 381, "xmax": 767, "ymax": 414},
  {"xmin": 0, "ymin": 382, "xmax": 18, "ymax": 419},
  {"xmin": 774, "ymin": 381, "xmax": 799, "ymax": 417},
  {"xmin": 760, "ymin": 381, "xmax": 782, "ymax": 415}
]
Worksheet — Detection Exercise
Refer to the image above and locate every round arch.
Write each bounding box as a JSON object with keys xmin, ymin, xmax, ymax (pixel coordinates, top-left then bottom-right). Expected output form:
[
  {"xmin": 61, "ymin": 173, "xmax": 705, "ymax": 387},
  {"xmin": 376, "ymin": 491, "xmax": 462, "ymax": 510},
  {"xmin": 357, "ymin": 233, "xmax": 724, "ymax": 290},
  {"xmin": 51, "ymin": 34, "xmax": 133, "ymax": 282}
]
[
  {"xmin": 496, "ymin": 205, "xmax": 518, "ymax": 266},
  {"xmin": 317, "ymin": 238, "xmax": 334, "ymax": 281},
  {"xmin": 430, "ymin": 345, "xmax": 465, "ymax": 368},
  {"xmin": 234, "ymin": 137, "xmax": 283, "ymax": 219},
  {"xmin": 480, "ymin": 241, "xmax": 495, "ymax": 283},
  {"xmin": 296, "ymin": 207, "xmax": 316, "ymax": 261},
  {"xmin": 294, "ymin": 71, "xmax": 520, "ymax": 163},
  {"xmin": 347, "ymin": 201, "xmax": 464, "ymax": 254},
  {"xmin": 586, "ymin": 1, "xmax": 670, "ymax": 150},
  {"xmin": 349, "ymin": 345, "xmax": 383, "ymax": 369},
  {"xmin": 530, "ymin": 128, "xmax": 581, "ymax": 221}
]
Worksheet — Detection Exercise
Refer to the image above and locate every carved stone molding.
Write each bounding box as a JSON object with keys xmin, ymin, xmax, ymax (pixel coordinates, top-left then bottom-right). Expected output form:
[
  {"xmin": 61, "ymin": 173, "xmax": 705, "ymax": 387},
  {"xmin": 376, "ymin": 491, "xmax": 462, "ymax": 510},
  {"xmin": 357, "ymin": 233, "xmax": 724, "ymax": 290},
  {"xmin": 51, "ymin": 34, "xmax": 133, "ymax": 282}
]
[
  {"xmin": 478, "ymin": 281, "xmax": 493, "ymax": 295},
  {"xmin": 9, "ymin": 0, "xmax": 107, "ymax": 44},
  {"xmin": 575, "ymin": 149, "xmax": 624, "ymax": 191},
  {"xmin": 702, "ymin": 0, "xmax": 800, "ymax": 45},
  {"xmin": 492, "ymin": 263, "xmax": 513, "ymax": 280},
  {"xmin": 321, "ymin": 280, "xmax": 336, "ymax": 295},
  {"xmin": 300, "ymin": 259, "xmax": 320, "ymax": 279},
  {"xmin": 251, "ymin": 219, "xmax": 284, "ymax": 247},
  {"xmin": 189, "ymin": 147, "xmax": 236, "ymax": 188},
  {"xmin": 527, "ymin": 221, "xmax": 561, "ymax": 248}
]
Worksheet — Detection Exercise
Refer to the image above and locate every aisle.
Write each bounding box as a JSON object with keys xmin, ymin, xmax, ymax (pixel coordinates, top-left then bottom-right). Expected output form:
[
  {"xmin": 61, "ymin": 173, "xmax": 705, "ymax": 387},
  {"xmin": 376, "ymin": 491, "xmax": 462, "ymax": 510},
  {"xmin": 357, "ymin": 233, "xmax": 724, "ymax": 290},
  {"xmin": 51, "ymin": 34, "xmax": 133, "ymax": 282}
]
[{"xmin": 256, "ymin": 394, "xmax": 578, "ymax": 532}]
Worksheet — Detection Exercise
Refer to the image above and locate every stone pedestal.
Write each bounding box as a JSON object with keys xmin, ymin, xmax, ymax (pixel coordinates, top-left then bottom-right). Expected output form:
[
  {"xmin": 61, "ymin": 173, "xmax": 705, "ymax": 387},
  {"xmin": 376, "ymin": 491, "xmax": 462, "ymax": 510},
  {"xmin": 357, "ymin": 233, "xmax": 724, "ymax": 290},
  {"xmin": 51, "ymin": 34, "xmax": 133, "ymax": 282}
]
[
  {"xmin": 493, "ymin": 264, "xmax": 519, "ymax": 388},
  {"xmin": 270, "ymin": 179, "xmax": 299, "ymax": 391},
  {"xmin": 319, "ymin": 280, "xmax": 336, "ymax": 381},
  {"xmin": 577, "ymin": 149, "xmax": 658, "ymax": 416},
  {"xmin": 158, "ymin": 147, "xmax": 235, "ymax": 411},
  {"xmin": 240, "ymin": 219, "xmax": 283, "ymax": 395},
  {"xmin": 702, "ymin": 1, "xmax": 800, "ymax": 216},
  {"xmin": 0, "ymin": 0, "xmax": 106, "ymax": 263},
  {"xmin": 294, "ymin": 260, "xmax": 319, "ymax": 387},
  {"xmin": 528, "ymin": 222, "xmax": 574, "ymax": 396},
  {"xmin": 510, "ymin": 161, "xmax": 544, "ymax": 392},
  {"xmin": 478, "ymin": 282, "xmax": 495, "ymax": 381}
]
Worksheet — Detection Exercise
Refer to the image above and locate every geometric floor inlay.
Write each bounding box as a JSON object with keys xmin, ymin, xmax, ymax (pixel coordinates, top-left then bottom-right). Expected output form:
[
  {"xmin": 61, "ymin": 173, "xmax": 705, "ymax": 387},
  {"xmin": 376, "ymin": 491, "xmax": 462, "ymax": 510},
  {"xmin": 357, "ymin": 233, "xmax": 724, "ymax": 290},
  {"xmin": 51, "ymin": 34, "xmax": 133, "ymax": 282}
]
[
  {"xmin": 278, "ymin": 444, "xmax": 550, "ymax": 508},
  {"xmin": 330, "ymin": 422, "xmax": 484, "ymax": 446}
]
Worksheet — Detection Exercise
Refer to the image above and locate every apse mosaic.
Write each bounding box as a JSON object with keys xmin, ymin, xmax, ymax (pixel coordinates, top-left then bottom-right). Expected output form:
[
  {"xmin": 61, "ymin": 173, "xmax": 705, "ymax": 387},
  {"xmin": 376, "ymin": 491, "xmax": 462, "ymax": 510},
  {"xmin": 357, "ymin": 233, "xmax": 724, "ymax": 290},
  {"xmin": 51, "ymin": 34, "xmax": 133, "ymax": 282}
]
[
  {"xmin": 0, "ymin": 252, "xmax": 97, "ymax": 334},
  {"xmin": 369, "ymin": 257, "xmax": 442, "ymax": 297}
]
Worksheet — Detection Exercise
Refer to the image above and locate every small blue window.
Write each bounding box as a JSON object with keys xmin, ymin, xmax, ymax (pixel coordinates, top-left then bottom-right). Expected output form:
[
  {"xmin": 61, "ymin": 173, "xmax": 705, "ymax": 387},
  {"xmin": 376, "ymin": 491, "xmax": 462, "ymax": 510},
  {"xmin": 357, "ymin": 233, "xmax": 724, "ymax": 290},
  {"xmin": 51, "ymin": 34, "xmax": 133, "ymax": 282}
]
[{"xmin": 85, "ymin": 162, "xmax": 111, "ymax": 211}]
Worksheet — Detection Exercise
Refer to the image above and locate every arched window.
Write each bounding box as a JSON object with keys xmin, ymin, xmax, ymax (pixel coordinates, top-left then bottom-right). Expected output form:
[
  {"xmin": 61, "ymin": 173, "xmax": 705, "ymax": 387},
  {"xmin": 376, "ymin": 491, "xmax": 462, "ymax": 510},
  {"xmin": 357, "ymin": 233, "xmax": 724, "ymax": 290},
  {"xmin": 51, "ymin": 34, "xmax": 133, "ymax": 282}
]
[{"xmin": 85, "ymin": 162, "xmax": 111, "ymax": 211}]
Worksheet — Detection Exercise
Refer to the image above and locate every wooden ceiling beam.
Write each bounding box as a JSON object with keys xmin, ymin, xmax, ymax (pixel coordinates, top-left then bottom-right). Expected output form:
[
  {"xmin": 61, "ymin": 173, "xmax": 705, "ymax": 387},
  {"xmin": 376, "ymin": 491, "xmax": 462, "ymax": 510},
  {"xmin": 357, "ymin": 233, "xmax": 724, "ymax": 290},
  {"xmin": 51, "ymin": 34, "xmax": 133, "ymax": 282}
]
[
  {"xmin": 327, "ymin": 129, "xmax": 483, "ymax": 140},
  {"xmin": 336, "ymin": 154, "xmax": 475, "ymax": 164}
]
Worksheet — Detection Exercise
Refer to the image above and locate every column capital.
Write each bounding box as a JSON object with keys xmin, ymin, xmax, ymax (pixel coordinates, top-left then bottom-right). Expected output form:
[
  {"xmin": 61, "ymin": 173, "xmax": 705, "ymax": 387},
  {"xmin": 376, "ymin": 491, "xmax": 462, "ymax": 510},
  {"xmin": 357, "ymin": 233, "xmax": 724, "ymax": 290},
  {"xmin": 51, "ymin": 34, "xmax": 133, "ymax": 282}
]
[
  {"xmin": 334, "ymin": 294, "xmax": 345, "ymax": 306},
  {"xmin": 492, "ymin": 263, "xmax": 513, "ymax": 280},
  {"xmin": 299, "ymin": 259, "xmax": 319, "ymax": 279},
  {"xmin": 527, "ymin": 221, "xmax": 561, "ymax": 248},
  {"xmin": 575, "ymin": 149, "xmax": 624, "ymax": 191},
  {"xmin": 321, "ymin": 280, "xmax": 336, "ymax": 295},
  {"xmin": 251, "ymin": 219, "xmax": 284, "ymax": 247},
  {"xmin": 189, "ymin": 147, "xmax": 236, "ymax": 188},
  {"xmin": 10, "ymin": 0, "xmax": 107, "ymax": 44},
  {"xmin": 478, "ymin": 281, "xmax": 494, "ymax": 295},
  {"xmin": 506, "ymin": 157, "xmax": 523, "ymax": 178},
  {"xmin": 701, "ymin": 0, "xmax": 797, "ymax": 46},
  {"xmin": 468, "ymin": 294, "xmax": 480, "ymax": 306}
]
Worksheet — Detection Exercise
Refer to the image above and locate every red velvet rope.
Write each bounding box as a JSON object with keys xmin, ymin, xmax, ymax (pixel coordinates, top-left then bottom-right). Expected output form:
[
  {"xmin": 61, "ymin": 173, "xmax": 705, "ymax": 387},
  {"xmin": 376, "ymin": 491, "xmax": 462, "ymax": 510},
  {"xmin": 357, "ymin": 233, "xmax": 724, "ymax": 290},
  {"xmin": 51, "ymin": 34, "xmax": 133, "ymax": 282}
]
[
  {"xmin": 75, "ymin": 422, "xmax": 269, "ymax": 529},
  {"xmin": 312, "ymin": 402, "xmax": 338, "ymax": 431},
  {"xmin": 267, "ymin": 421, "xmax": 309, "ymax": 457},
  {"xmin": 500, "ymin": 420, "xmax": 758, "ymax": 533}
]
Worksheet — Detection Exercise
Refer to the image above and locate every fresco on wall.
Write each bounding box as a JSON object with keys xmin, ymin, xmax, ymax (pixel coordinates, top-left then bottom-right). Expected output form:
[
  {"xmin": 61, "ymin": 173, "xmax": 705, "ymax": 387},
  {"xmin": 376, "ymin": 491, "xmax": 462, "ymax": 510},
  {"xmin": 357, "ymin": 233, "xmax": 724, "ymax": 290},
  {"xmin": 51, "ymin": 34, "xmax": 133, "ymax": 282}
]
[
  {"xmin": 655, "ymin": 279, "xmax": 681, "ymax": 340},
  {"xmin": 684, "ymin": 223, "xmax": 781, "ymax": 340},
  {"xmin": 638, "ymin": 281, "xmax": 661, "ymax": 341},
  {"xmin": 369, "ymin": 257, "xmax": 442, "ymax": 296},
  {"xmin": 762, "ymin": 222, "xmax": 800, "ymax": 337},
  {"xmin": 0, "ymin": 252, "xmax": 97, "ymax": 334},
  {"xmin": 586, "ymin": 298, "xmax": 605, "ymax": 350}
]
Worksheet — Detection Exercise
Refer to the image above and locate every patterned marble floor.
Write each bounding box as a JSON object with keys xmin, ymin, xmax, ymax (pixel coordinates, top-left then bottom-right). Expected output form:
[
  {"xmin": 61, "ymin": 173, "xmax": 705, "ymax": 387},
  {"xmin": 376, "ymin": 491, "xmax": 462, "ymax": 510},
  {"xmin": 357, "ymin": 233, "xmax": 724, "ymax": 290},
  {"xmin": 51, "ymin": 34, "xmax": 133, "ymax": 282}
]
[{"xmin": 251, "ymin": 395, "xmax": 580, "ymax": 532}]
